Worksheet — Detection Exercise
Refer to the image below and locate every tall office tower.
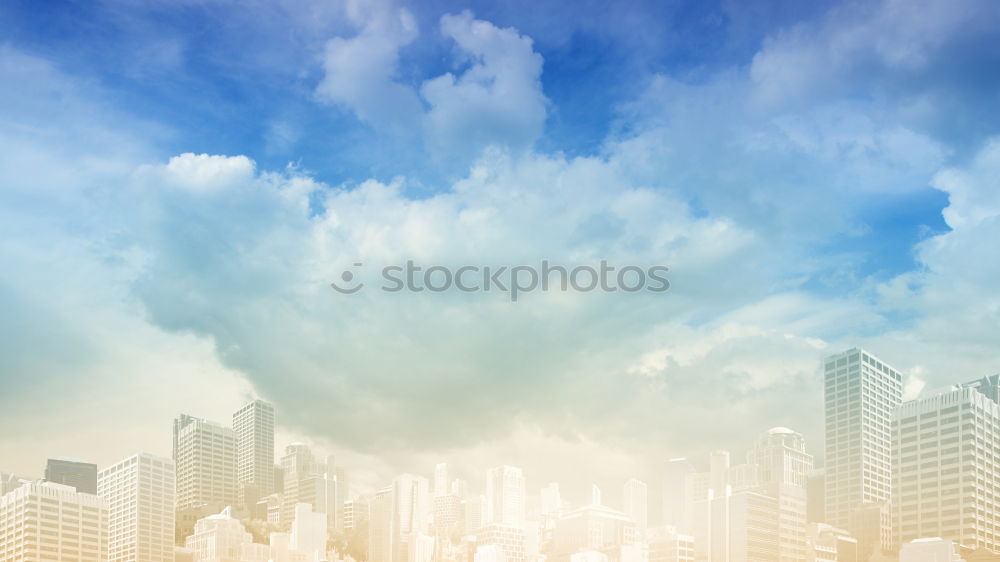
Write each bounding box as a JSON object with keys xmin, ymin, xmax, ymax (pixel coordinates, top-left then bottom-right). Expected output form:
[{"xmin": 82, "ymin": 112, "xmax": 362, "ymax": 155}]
[
  {"xmin": 44, "ymin": 458, "xmax": 98, "ymax": 494},
  {"xmin": 98, "ymin": 453, "xmax": 176, "ymax": 562},
  {"xmin": 392, "ymin": 473, "xmax": 431, "ymax": 562},
  {"xmin": 314, "ymin": 471, "xmax": 339, "ymax": 534},
  {"xmin": 486, "ymin": 466, "xmax": 525, "ymax": 528},
  {"xmin": 623, "ymin": 479, "xmax": 648, "ymax": 535},
  {"xmin": 891, "ymin": 381, "xmax": 1000, "ymax": 552},
  {"xmin": 173, "ymin": 414, "xmax": 238, "ymax": 513},
  {"xmin": 663, "ymin": 458, "xmax": 695, "ymax": 532},
  {"xmin": 823, "ymin": 349, "xmax": 902, "ymax": 537},
  {"xmin": 369, "ymin": 486, "xmax": 394, "ymax": 562},
  {"xmin": 0, "ymin": 480, "xmax": 108, "ymax": 561},
  {"xmin": 280, "ymin": 443, "xmax": 319, "ymax": 527},
  {"xmin": 232, "ymin": 399, "xmax": 276, "ymax": 506},
  {"xmin": 435, "ymin": 463, "xmax": 450, "ymax": 497},
  {"xmin": 747, "ymin": 427, "xmax": 814, "ymax": 562},
  {"xmin": 184, "ymin": 507, "xmax": 269, "ymax": 562}
]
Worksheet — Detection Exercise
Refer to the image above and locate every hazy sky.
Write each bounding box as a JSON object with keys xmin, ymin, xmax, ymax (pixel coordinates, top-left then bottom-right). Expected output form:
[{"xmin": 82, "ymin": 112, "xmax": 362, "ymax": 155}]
[{"xmin": 1, "ymin": 0, "xmax": 999, "ymax": 503}]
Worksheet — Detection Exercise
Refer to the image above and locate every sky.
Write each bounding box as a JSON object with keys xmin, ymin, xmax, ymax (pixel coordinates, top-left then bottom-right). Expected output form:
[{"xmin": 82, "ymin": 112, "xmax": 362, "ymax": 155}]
[{"xmin": 1, "ymin": 0, "xmax": 999, "ymax": 507}]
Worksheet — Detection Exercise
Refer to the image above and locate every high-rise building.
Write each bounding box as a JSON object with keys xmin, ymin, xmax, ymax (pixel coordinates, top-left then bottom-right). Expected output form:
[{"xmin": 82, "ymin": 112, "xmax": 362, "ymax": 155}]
[
  {"xmin": 823, "ymin": 349, "xmax": 902, "ymax": 544},
  {"xmin": 98, "ymin": 453, "xmax": 175, "ymax": 562},
  {"xmin": 279, "ymin": 443, "xmax": 318, "ymax": 527},
  {"xmin": 891, "ymin": 381, "xmax": 1000, "ymax": 552},
  {"xmin": 622, "ymin": 479, "xmax": 648, "ymax": 535},
  {"xmin": 663, "ymin": 459, "xmax": 695, "ymax": 532},
  {"xmin": 370, "ymin": 486, "xmax": 394, "ymax": 562},
  {"xmin": 435, "ymin": 463, "xmax": 450, "ymax": 497},
  {"xmin": 747, "ymin": 427, "xmax": 813, "ymax": 562},
  {"xmin": 486, "ymin": 466, "xmax": 525, "ymax": 529},
  {"xmin": 44, "ymin": 458, "xmax": 98, "ymax": 494},
  {"xmin": 232, "ymin": 399, "xmax": 276, "ymax": 506},
  {"xmin": 172, "ymin": 414, "xmax": 238, "ymax": 535},
  {"xmin": 0, "ymin": 480, "xmax": 108, "ymax": 561},
  {"xmin": 393, "ymin": 473, "xmax": 431, "ymax": 562}
]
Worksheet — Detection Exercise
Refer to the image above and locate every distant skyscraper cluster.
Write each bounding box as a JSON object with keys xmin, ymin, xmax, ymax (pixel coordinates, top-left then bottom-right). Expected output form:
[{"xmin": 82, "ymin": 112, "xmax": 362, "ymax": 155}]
[{"xmin": 2, "ymin": 349, "xmax": 1000, "ymax": 561}]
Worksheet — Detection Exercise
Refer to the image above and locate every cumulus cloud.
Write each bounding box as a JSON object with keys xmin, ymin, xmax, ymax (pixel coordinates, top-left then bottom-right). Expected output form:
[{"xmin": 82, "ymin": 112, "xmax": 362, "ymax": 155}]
[
  {"xmin": 315, "ymin": 0, "xmax": 423, "ymax": 133},
  {"xmin": 421, "ymin": 12, "xmax": 548, "ymax": 161},
  {"xmin": 4, "ymin": 0, "xmax": 1000, "ymax": 486},
  {"xmin": 316, "ymin": 7, "xmax": 548, "ymax": 168}
]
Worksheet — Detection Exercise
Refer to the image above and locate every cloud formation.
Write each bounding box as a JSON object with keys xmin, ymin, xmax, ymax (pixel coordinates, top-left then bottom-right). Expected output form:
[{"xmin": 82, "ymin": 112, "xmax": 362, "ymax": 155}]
[{"xmin": 2, "ymin": 0, "xmax": 1000, "ymax": 489}]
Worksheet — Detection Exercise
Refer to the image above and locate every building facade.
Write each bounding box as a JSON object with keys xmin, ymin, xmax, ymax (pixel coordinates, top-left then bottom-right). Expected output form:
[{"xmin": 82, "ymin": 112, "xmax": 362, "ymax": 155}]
[
  {"xmin": 0, "ymin": 480, "xmax": 108, "ymax": 561},
  {"xmin": 232, "ymin": 400, "xmax": 276, "ymax": 507},
  {"xmin": 98, "ymin": 453, "xmax": 175, "ymax": 562},
  {"xmin": 892, "ymin": 383, "xmax": 1000, "ymax": 552},
  {"xmin": 823, "ymin": 348, "xmax": 902, "ymax": 554}
]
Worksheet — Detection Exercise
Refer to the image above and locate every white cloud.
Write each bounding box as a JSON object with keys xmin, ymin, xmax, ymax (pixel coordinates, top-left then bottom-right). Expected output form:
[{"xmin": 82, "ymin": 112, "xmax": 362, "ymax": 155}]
[
  {"xmin": 150, "ymin": 153, "xmax": 256, "ymax": 192},
  {"xmin": 421, "ymin": 12, "xmax": 548, "ymax": 161},
  {"xmin": 316, "ymin": 9, "xmax": 549, "ymax": 168},
  {"xmin": 315, "ymin": 1, "xmax": 423, "ymax": 133}
]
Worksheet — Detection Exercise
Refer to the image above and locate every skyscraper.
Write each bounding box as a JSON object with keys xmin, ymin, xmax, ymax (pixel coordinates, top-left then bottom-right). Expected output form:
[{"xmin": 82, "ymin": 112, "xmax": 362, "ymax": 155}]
[
  {"xmin": 392, "ymin": 473, "xmax": 430, "ymax": 562},
  {"xmin": 233, "ymin": 399, "xmax": 276, "ymax": 505},
  {"xmin": 0, "ymin": 481, "xmax": 108, "ymax": 561},
  {"xmin": 663, "ymin": 458, "xmax": 695, "ymax": 532},
  {"xmin": 279, "ymin": 443, "xmax": 319, "ymax": 527},
  {"xmin": 369, "ymin": 486, "xmax": 393, "ymax": 562},
  {"xmin": 823, "ymin": 349, "xmax": 902, "ymax": 541},
  {"xmin": 99, "ymin": 453, "xmax": 176, "ymax": 562},
  {"xmin": 172, "ymin": 414, "xmax": 238, "ymax": 513},
  {"xmin": 747, "ymin": 427, "xmax": 813, "ymax": 562},
  {"xmin": 623, "ymin": 479, "xmax": 648, "ymax": 535},
  {"xmin": 434, "ymin": 463, "xmax": 449, "ymax": 497},
  {"xmin": 44, "ymin": 458, "xmax": 98, "ymax": 494},
  {"xmin": 891, "ymin": 381, "xmax": 1000, "ymax": 552},
  {"xmin": 486, "ymin": 466, "xmax": 525, "ymax": 528}
]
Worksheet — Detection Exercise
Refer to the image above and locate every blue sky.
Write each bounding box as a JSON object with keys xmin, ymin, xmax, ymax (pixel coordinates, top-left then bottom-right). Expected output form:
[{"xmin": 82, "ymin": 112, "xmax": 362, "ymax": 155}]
[{"xmin": 1, "ymin": 0, "xmax": 999, "ymax": 492}]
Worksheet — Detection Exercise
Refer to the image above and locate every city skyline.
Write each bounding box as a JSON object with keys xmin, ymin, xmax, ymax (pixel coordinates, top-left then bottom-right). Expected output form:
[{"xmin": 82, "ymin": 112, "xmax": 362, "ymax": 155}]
[
  {"xmin": 3, "ymin": 0, "xmax": 1000, "ymax": 499},
  {"xmin": 5, "ymin": 347, "xmax": 1000, "ymax": 560},
  {"xmin": 3, "ymin": 346, "xmax": 997, "ymax": 504},
  {"xmin": 2, "ymin": 0, "xmax": 1000, "ymax": 559}
]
